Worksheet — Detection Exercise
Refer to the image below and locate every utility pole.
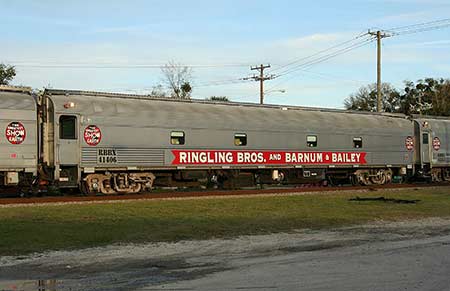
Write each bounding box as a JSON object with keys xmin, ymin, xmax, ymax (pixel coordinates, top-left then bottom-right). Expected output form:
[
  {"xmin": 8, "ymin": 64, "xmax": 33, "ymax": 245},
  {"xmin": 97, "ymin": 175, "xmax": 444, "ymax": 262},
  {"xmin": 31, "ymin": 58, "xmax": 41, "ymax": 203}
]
[
  {"xmin": 368, "ymin": 30, "xmax": 390, "ymax": 112},
  {"xmin": 244, "ymin": 64, "xmax": 274, "ymax": 104}
]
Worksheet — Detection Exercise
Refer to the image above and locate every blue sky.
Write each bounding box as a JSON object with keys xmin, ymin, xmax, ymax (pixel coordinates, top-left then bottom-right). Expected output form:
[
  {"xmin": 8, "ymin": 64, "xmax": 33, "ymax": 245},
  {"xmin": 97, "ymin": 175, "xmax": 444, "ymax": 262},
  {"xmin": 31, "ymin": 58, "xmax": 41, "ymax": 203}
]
[{"xmin": 1, "ymin": 0, "xmax": 450, "ymax": 108}]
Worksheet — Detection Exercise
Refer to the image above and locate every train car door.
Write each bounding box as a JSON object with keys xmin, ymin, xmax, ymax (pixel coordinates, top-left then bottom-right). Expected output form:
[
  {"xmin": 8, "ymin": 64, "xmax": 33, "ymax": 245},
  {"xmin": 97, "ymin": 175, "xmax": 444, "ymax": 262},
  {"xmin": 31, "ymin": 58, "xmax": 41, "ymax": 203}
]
[
  {"xmin": 421, "ymin": 131, "xmax": 431, "ymax": 165},
  {"xmin": 56, "ymin": 114, "xmax": 80, "ymax": 186}
]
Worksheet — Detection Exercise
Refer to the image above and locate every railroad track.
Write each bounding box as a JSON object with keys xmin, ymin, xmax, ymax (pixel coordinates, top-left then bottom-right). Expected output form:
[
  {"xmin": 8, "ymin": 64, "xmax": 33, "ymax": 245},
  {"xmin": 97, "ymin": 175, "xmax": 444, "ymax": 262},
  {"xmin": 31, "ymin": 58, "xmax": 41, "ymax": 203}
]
[{"xmin": 1, "ymin": 183, "xmax": 448, "ymax": 206}]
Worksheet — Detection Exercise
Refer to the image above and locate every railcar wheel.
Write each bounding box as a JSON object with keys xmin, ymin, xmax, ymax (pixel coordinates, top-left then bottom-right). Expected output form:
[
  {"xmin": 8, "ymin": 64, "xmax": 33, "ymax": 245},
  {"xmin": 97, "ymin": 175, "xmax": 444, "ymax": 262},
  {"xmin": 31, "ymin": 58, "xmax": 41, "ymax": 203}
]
[
  {"xmin": 431, "ymin": 168, "xmax": 443, "ymax": 182},
  {"xmin": 84, "ymin": 173, "xmax": 117, "ymax": 195},
  {"xmin": 371, "ymin": 170, "xmax": 387, "ymax": 185},
  {"xmin": 354, "ymin": 170, "xmax": 371, "ymax": 186},
  {"xmin": 349, "ymin": 175, "xmax": 358, "ymax": 186},
  {"xmin": 80, "ymin": 180, "xmax": 96, "ymax": 195},
  {"xmin": 443, "ymin": 169, "xmax": 450, "ymax": 182}
]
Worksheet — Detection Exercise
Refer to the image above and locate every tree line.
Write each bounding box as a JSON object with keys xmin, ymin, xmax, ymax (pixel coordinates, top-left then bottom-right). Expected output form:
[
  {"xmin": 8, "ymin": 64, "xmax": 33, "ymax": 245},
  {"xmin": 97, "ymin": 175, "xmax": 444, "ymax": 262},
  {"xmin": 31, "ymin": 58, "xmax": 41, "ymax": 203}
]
[{"xmin": 344, "ymin": 78, "xmax": 450, "ymax": 116}]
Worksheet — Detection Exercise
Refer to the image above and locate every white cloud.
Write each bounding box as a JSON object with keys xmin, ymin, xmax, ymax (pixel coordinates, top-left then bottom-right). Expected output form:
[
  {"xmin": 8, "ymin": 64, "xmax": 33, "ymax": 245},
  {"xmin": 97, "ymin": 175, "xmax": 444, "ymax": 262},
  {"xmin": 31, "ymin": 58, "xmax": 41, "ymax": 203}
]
[{"xmin": 279, "ymin": 33, "xmax": 344, "ymax": 49}]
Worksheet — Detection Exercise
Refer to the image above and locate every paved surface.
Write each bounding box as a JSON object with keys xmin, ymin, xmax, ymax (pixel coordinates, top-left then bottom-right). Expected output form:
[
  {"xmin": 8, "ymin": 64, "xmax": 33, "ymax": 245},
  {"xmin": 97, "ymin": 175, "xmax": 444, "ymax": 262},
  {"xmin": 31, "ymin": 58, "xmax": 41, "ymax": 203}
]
[
  {"xmin": 149, "ymin": 235, "xmax": 450, "ymax": 291},
  {"xmin": 1, "ymin": 218, "xmax": 449, "ymax": 291}
]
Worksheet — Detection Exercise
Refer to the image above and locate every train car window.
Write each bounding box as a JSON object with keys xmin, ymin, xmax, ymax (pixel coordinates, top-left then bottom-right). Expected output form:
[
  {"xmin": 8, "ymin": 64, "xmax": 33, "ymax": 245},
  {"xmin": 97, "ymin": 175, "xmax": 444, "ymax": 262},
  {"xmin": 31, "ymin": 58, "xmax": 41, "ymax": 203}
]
[
  {"xmin": 307, "ymin": 135, "xmax": 317, "ymax": 147},
  {"xmin": 59, "ymin": 115, "xmax": 77, "ymax": 139},
  {"xmin": 171, "ymin": 131, "xmax": 185, "ymax": 145},
  {"xmin": 234, "ymin": 133, "xmax": 247, "ymax": 146},
  {"xmin": 422, "ymin": 133, "xmax": 429, "ymax": 145},
  {"xmin": 353, "ymin": 137, "xmax": 363, "ymax": 148}
]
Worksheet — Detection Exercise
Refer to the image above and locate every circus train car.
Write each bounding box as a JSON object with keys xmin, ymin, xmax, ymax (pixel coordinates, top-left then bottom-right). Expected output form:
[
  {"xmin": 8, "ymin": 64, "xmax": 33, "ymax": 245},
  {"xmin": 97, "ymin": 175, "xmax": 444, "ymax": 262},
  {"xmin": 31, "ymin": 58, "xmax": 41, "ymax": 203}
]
[
  {"xmin": 0, "ymin": 86, "xmax": 38, "ymax": 190},
  {"xmin": 37, "ymin": 89, "xmax": 417, "ymax": 194},
  {"xmin": 413, "ymin": 116, "xmax": 450, "ymax": 182}
]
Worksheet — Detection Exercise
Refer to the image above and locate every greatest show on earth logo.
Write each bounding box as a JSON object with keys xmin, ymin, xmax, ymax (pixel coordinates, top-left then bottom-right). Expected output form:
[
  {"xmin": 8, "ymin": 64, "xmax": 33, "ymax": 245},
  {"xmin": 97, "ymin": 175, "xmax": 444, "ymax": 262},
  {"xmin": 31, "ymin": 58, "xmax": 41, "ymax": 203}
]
[
  {"xmin": 84, "ymin": 125, "xmax": 102, "ymax": 146},
  {"xmin": 405, "ymin": 136, "xmax": 414, "ymax": 151},
  {"xmin": 5, "ymin": 122, "xmax": 26, "ymax": 145},
  {"xmin": 433, "ymin": 137, "xmax": 441, "ymax": 151}
]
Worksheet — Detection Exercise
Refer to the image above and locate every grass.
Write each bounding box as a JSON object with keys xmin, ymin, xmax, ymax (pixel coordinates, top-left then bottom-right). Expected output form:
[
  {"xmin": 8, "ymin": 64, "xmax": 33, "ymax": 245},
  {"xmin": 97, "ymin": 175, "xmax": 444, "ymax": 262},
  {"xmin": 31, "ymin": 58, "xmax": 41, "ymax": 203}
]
[{"xmin": 0, "ymin": 187, "xmax": 450, "ymax": 256}]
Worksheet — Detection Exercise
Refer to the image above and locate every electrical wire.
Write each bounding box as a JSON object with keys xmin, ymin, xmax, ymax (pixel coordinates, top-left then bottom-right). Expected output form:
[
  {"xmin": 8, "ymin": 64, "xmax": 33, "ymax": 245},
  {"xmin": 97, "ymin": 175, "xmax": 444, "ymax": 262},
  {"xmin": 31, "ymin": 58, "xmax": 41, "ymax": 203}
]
[
  {"xmin": 264, "ymin": 38, "xmax": 376, "ymax": 93},
  {"xmin": 386, "ymin": 18, "xmax": 450, "ymax": 33},
  {"xmin": 384, "ymin": 18, "xmax": 450, "ymax": 36},
  {"xmin": 195, "ymin": 78, "xmax": 254, "ymax": 87},
  {"xmin": 274, "ymin": 36, "xmax": 376, "ymax": 78},
  {"xmin": 6, "ymin": 18, "xmax": 450, "ymax": 94},
  {"xmin": 8, "ymin": 63, "xmax": 251, "ymax": 69},
  {"xmin": 271, "ymin": 30, "xmax": 370, "ymax": 73}
]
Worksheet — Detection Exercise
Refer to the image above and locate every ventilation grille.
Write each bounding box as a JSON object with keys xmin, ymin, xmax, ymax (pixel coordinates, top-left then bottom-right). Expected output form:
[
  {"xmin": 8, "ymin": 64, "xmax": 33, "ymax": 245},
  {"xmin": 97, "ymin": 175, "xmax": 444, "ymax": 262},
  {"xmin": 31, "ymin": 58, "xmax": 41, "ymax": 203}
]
[{"xmin": 81, "ymin": 147, "xmax": 165, "ymax": 166}]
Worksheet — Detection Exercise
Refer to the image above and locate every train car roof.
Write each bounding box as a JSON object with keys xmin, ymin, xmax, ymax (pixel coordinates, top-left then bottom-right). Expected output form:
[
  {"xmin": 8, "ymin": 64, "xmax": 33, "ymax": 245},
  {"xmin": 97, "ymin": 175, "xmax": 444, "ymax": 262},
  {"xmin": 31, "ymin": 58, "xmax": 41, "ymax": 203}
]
[
  {"xmin": 44, "ymin": 88, "xmax": 408, "ymax": 119},
  {"xmin": 412, "ymin": 114, "xmax": 450, "ymax": 121},
  {"xmin": 44, "ymin": 88, "xmax": 414, "ymax": 133},
  {"xmin": 0, "ymin": 85, "xmax": 32, "ymax": 93},
  {"xmin": 0, "ymin": 86, "xmax": 36, "ymax": 111}
]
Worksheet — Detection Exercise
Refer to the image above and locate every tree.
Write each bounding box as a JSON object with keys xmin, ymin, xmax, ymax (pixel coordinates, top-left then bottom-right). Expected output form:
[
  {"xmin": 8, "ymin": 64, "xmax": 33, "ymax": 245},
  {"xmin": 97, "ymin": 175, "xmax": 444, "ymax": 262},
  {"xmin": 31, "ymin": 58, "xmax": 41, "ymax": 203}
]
[
  {"xmin": 401, "ymin": 78, "xmax": 450, "ymax": 116},
  {"xmin": 0, "ymin": 63, "xmax": 16, "ymax": 85},
  {"xmin": 208, "ymin": 96, "xmax": 230, "ymax": 102},
  {"xmin": 148, "ymin": 84, "xmax": 166, "ymax": 98},
  {"xmin": 344, "ymin": 78, "xmax": 450, "ymax": 116},
  {"xmin": 344, "ymin": 83, "xmax": 400, "ymax": 113},
  {"xmin": 161, "ymin": 61, "xmax": 193, "ymax": 99}
]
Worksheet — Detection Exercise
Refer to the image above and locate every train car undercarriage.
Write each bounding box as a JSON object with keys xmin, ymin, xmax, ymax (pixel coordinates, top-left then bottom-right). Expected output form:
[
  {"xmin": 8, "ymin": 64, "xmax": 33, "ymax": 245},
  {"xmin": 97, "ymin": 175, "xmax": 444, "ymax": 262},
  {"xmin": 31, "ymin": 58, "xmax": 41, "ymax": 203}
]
[{"xmin": 79, "ymin": 167, "xmax": 408, "ymax": 195}]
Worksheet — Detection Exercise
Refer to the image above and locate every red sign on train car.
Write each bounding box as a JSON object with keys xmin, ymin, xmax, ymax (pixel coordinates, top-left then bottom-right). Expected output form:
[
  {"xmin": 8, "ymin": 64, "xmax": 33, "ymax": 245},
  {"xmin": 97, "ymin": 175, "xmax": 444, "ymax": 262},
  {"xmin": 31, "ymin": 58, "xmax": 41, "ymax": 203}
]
[
  {"xmin": 405, "ymin": 136, "xmax": 414, "ymax": 151},
  {"xmin": 171, "ymin": 150, "xmax": 367, "ymax": 165},
  {"xmin": 5, "ymin": 122, "xmax": 26, "ymax": 145},
  {"xmin": 433, "ymin": 137, "xmax": 441, "ymax": 151},
  {"xmin": 84, "ymin": 125, "xmax": 102, "ymax": 146}
]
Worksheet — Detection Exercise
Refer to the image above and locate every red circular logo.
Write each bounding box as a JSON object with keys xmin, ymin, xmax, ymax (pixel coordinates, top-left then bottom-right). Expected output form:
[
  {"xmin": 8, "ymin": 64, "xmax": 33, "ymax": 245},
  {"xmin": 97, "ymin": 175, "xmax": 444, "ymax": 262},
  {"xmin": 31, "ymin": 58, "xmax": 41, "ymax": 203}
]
[
  {"xmin": 5, "ymin": 122, "xmax": 26, "ymax": 145},
  {"xmin": 433, "ymin": 137, "xmax": 441, "ymax": 151},
  {"xmin": 84, "ymin": 125, "xmax": 102, "ymax": 146},
  {"xmin": 405, "ymin": 136, "xmax": 414, "ymax": 151}
]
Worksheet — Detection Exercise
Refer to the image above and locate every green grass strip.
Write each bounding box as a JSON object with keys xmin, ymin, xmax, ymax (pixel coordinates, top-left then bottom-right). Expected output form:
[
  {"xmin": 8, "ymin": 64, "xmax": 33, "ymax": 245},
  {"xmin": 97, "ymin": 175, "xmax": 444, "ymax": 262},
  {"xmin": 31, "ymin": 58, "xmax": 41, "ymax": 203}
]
[{"xmin": 1, "ymin": 187, "xmax": 449, "ymax": 256}]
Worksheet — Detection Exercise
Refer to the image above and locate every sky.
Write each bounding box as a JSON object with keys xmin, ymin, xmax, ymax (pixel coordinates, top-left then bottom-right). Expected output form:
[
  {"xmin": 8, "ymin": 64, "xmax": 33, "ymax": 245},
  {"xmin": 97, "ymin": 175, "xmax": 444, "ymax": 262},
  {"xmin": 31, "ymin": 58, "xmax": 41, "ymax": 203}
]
[{"xmin": 1, "ymin": 0, "xmax": 450, "ymax": 108}]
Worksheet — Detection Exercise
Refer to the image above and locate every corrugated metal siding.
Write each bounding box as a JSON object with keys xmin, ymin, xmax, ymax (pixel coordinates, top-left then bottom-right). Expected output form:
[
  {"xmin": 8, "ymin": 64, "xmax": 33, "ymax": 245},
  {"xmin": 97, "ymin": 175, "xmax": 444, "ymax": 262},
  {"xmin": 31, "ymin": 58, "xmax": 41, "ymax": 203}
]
[
  {"xmin": 81, "ymin": 148, "xmax": 165, "ymax": 166},
  {"xmin": 81, "ymin": 148, "xmax": 97, "ymax": 165},
  {"xmin": 49, "ymin": 93, "xmax": 412, "ymax": 133}
]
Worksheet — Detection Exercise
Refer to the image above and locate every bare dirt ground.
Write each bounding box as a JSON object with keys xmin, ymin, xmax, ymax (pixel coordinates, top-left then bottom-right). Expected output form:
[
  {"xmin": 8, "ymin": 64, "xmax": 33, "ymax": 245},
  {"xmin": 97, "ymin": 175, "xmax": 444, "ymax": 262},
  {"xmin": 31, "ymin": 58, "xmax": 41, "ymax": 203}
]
[{"xmin": 1, "ymin": 218, "xmax": 450, "ymax": 291}]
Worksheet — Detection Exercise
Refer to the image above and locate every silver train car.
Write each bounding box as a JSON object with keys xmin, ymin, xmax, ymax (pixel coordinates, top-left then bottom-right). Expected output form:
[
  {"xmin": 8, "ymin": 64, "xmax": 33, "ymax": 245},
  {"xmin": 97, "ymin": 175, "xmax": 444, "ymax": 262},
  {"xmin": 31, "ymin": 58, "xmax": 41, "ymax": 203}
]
[
  {"xmin": 1, "ymin": 86, "xmax": 449, "ymax": 194},
  {"xmin": 413, "ymin": 116, "xmax": 450, "ymax": 181},
  {"xmin": 0, "ymin": 86, "xmax": 38, "ymax": 188}
]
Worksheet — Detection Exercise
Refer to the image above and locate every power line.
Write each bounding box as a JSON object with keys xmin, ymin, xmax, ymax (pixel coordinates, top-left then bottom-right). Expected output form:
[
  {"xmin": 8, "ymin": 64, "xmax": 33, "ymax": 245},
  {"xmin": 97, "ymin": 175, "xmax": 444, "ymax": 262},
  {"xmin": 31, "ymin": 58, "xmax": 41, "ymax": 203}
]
[
  {"xmin": 195, "ymin": 78, "xmax": 253, "ymax": 87},
  {"xmin": 385, "ymin": 18, "xmax": 450, "ymax": 36},
  {"xmin": 6, "ymin": 18, "xmax": 450, "ymax": 98},
  {"xmin": 288, "ymin": 69, "xmax": 368, "ymax": 84},
  {"xmin": 254, "ymin": 18, "xmax": 450, "ymax": 96},
  {"xmin": 391, "ymin": 24, "xmax": 450, "ymax": 36},
  {"xmin": 271, "ymin": 31, "xmax": 370, "ymax": 73},
  {"xmin": 275, "ymin": 36, "xmax": 376, "ymax": 78},
  {"xmin": 264, "ymin": 38, "xmax": 375, "ymax": 94},
  {"xmin": 386, "ymin": 18, "xmax": 450, "ymax": 33},
  {"xmin": 7, "ymin": 63, "xmax": 252, "ymax": 69}
]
